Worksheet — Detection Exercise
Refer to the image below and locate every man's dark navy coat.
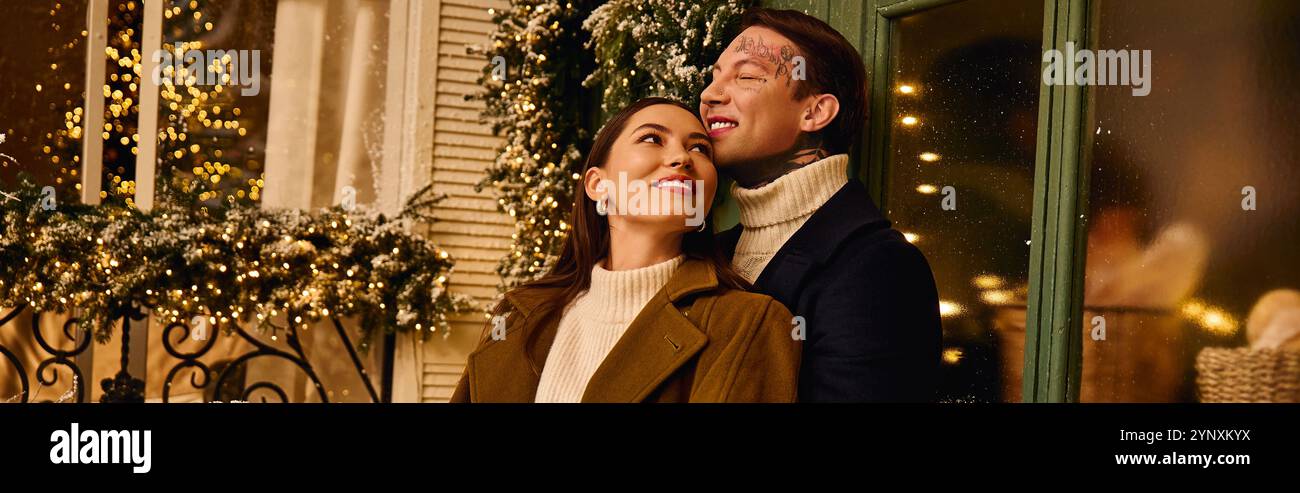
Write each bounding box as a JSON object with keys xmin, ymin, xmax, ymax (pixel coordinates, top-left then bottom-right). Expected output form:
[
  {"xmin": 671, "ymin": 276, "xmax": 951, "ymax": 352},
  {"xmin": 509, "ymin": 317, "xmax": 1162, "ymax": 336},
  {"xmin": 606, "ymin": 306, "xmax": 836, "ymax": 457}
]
[{"xmin": 719, "ymin": 178, "xmax": 942, "ymax": 402}]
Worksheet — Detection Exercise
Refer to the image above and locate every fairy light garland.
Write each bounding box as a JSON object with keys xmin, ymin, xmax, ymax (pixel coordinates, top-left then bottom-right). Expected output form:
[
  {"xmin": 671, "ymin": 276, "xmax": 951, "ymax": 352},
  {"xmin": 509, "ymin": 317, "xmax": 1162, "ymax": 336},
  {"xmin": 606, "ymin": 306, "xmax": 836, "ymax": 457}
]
[{"xmin": 0, "ymin": 176, "xmax": 475, "ymax": 349}]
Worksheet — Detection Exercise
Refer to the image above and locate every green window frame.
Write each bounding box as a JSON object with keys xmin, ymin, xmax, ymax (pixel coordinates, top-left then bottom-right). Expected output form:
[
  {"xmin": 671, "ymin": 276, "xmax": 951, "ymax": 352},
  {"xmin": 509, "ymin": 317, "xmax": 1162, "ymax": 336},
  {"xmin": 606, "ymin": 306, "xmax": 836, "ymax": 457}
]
[{"xmin": 766, "ymin": 0, "xmax": 1093, "ymax": 402}]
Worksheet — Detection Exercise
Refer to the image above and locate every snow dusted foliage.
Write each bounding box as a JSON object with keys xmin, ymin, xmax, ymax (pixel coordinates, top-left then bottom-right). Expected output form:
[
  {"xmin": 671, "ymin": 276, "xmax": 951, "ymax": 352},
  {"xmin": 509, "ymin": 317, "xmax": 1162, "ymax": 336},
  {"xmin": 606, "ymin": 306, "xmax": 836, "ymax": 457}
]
[
  {"xmin": 0, "ymin": 174, "xmax": 474, "ymax": 349},
  {"xmin": 471, "ymin": 1, "xmax": 599, "ymax": 289},
  {"xmin": 474, "ymin": 0, "xmax": 750, "ymax": 290},
  {"xmin": 584, "ymin": 0, "xmax": 752, "ymax": 119}
]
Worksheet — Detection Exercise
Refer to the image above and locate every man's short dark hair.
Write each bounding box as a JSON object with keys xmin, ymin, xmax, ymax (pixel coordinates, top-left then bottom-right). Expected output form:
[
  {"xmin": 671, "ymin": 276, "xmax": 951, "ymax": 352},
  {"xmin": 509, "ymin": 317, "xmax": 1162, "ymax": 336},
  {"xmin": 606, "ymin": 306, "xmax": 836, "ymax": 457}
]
[{"xmin": 740, "ymin": 8, "xmax": 869, "ymax": 155}]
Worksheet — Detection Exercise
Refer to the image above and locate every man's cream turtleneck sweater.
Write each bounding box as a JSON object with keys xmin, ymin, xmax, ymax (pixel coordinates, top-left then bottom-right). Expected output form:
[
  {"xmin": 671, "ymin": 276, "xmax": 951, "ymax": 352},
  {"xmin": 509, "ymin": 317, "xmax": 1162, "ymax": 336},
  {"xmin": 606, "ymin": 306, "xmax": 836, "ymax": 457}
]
[
  {"xmin": 731, "ymin": 154, "xmax": 849, "ymax": 283},
  {"xmin": 534, "ymin": 255, "xmax": 685, "ymax": 403}
]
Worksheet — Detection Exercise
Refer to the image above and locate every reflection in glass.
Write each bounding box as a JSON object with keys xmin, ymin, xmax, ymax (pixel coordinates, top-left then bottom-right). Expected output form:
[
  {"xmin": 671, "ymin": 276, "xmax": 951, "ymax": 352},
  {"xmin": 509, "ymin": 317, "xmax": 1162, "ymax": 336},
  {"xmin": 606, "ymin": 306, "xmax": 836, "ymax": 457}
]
[
  {"xmin": 156, "ymin": 0, "xmax": 279, "ymax": 207},
  {"xmin": 884, "ymin": 0, "xmax": 1044, "ymax": 402},
  {"xmin": 1080, "ymin": 0, "xmax": 1300, "ymax": 402},
  {"xmin": 156, "ymin": 0, "xmax": 389, "ymax": 210}
]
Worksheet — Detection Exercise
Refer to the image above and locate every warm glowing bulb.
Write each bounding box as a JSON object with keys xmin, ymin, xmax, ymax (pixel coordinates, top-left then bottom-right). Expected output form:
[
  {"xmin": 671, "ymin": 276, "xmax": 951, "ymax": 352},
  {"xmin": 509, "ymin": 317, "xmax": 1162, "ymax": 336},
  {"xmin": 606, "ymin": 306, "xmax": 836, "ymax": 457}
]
[
  {"xmin": 939, "ymin": 300, "xmax": 963, "ymax": 317},
  {"xmin": 919, "ymin": 152, "xmax": 941, "ymax": 162},
  {"xmin": 980, "ymin": 290, "xmax": 1014, "ymax": 305},
  {"xmin": 898, "ymin": 84, "xmax": 916, "ymax": 94},
  {"xmin": 916, "ymin": 184, "xmax": 938, "ymax": 194},
  {"xmin": 942, "ymin": 348, "xmax": 963, "ymax": 364},
  {"xmin": 901, "ymin": 116, "xmax": 919, "ymax": 126},
  {"xmin": 1199, "ymin": 308, "xmax": 1238, "ymax": 336},
  {"xmin": 902, "ymin": 232, "xmax": 919, "ymax": 243},
  {"xmin": 972, "ymin": 274, "xmax": 1005, "ymax": 290}
]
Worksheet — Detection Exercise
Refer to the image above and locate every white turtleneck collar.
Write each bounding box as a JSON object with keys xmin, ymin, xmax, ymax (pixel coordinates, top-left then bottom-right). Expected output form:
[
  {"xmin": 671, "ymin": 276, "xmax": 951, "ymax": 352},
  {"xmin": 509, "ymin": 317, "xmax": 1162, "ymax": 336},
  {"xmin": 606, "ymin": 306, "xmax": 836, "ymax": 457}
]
[
  {"xmin": 581, "ymin": 254, "xmax": 685, "ymax": 323},
  {"xmin": 732, "ymin": 154, "xmax": 850, "ymax": 229}
]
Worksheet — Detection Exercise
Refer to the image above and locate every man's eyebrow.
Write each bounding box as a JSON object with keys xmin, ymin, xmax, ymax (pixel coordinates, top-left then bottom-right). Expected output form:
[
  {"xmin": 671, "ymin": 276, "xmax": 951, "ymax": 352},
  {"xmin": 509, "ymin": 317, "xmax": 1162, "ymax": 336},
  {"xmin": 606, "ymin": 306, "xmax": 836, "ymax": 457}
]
[{"xmin": 711, "ymin": 57, "xmax": 773, "ymax": 73}]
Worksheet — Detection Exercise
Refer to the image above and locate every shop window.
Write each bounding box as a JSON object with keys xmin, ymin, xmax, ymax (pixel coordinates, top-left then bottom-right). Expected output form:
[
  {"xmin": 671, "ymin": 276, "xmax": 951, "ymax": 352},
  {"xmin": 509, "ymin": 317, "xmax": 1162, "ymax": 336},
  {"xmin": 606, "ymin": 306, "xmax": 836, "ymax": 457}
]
[
  {"xmin": 881, "ymin": 0, "xmax": 1045, "ymax": 402},
  {"xmin": 1078, "ymin": 0, "xmax": 1300, "ymax": 402}
]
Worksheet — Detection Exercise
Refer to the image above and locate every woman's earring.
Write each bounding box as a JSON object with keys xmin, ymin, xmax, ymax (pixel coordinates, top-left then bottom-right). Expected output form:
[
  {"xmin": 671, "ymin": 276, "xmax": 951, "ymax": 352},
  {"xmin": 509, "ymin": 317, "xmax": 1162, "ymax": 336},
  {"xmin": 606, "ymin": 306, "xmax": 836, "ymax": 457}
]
[
  {"xmin": 696, "ymin": 221, "xmax": 707, "ymax": 233},
  {"xmin": 595, "ymin": 196, "xmax": 608, "ymax": 216}
]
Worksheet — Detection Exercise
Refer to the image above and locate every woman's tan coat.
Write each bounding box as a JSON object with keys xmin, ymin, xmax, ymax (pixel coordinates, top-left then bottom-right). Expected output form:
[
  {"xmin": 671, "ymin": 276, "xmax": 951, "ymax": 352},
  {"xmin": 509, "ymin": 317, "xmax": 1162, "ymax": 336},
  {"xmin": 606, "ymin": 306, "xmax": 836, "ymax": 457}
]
[{"xmin": 450, "ymin": 258, "xmax": 801, "ymax": 402}]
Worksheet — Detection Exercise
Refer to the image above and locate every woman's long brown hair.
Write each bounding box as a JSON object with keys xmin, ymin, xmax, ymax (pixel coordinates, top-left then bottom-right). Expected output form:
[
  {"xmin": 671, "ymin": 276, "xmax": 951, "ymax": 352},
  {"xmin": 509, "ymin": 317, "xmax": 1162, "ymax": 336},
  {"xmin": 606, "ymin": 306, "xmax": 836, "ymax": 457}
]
[{"xmin": 493, "ymin": 97, "xmax": 751, "ymax": 375}]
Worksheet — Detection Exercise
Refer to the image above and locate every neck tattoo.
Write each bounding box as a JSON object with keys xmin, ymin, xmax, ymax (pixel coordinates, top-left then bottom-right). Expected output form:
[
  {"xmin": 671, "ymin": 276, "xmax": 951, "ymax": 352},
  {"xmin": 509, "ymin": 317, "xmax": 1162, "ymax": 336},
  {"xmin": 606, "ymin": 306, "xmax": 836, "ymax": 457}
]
[{"xmin": 734, "ymin": 132, "xmax": 829, "ymax": 189}]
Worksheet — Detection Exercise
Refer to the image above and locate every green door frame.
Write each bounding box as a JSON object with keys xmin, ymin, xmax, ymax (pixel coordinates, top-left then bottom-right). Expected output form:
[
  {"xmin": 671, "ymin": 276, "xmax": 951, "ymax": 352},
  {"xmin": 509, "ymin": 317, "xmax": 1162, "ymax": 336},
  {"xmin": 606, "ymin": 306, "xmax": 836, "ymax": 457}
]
[
  {"xmin": 765, "ymin": 0, "xmax": 1095, "ymax": 402},
  {"xmin": 1021, "ymin": 0, "xmax": 1091, "ymax": 403}
]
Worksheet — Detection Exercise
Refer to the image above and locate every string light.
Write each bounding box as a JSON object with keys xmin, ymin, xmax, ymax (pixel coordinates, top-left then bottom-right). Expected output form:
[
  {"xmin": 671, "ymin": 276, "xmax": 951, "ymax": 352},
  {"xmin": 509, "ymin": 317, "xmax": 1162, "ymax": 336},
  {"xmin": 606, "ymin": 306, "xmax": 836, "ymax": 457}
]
[
  {"xmin": 942, "ymin": 348, "xmax": 963, "ymax": 364},
  {"xmin": 36, "ymin": 2, "xmax": 261, "ymax": 204},
  {"xmin": 1181, "ymin": 300, "xmax": 1240, "ymax": 336},
  {"xmin": 939, "ymin": 300, "xmax": 964, "ymax": 318}
]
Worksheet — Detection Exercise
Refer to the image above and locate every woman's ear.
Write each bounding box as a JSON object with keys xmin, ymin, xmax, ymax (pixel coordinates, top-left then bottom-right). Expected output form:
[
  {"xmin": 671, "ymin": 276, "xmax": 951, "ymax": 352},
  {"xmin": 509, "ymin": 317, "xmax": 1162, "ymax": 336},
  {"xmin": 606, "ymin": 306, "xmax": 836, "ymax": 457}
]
[
  {"xmin": 799, "ymin": 94, "xmax": 841, "ymax": 133},
  {"xmin": 583, "ymin": 167, "xmax": 607, "ymax": 202}
]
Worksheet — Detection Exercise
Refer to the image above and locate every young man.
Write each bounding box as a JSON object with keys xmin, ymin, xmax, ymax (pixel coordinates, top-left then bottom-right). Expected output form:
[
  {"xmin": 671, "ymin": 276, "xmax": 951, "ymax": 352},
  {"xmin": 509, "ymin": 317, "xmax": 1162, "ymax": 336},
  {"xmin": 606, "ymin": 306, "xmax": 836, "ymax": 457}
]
[{"xmin": 700, "ymin": 8, "xmax": 941, "ymax": 402}]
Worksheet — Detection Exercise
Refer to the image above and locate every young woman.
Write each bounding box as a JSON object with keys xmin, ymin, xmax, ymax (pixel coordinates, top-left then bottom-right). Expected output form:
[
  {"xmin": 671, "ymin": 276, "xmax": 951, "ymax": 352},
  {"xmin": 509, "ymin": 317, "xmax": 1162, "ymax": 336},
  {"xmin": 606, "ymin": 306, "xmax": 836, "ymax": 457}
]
[{"xmin": 450, "ymin": 97, "xmax": 800, "ymax": 403}]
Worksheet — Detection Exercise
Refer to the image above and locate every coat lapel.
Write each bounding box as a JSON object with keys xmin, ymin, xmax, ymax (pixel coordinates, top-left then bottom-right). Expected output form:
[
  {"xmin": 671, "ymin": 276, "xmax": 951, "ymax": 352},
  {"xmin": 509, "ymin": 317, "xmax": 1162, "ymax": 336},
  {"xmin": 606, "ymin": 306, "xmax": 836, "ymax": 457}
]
[
  {"xmin": 466, "ymin": 258, "xmax": 720, "ymax": 403},
  {"xmin": 580, "ymin": 301, "xmax": 707, "ymax": 402},
  {"xmin": 581, "ymin": 258, "xmax": 718, "ymax": 402}
]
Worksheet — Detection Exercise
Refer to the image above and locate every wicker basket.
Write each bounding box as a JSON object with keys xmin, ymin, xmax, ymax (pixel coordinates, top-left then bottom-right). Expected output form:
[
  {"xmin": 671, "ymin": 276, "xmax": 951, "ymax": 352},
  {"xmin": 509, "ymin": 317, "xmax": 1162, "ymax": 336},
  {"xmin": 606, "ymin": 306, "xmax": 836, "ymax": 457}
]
[{"xmin": 1195, "ymin": 347, "xmax": 1300, "ymax": 403}]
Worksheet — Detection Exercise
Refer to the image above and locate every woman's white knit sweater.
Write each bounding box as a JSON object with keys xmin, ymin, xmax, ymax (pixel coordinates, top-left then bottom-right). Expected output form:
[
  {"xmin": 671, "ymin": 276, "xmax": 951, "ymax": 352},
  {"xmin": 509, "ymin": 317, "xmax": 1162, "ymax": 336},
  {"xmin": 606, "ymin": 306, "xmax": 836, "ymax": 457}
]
[
  {"xmin": 534, "ymin": 255, "xmax": 685, "ymax": 403},
  {"xmin": 730, "ymin": 154, "xmax": 849, "ymax": 283}
]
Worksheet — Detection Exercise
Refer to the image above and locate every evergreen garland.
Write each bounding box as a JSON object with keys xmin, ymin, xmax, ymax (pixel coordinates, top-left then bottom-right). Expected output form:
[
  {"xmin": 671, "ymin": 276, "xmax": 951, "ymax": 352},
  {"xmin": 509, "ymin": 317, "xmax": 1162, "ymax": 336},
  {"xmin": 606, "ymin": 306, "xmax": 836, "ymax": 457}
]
[
  {"xmin": 471, "ymin": 0, "xmax": 600, "ymax": 288},
  {"xmin": 0, "ymin": 174, "xmax": 474, "ymax": 350}
]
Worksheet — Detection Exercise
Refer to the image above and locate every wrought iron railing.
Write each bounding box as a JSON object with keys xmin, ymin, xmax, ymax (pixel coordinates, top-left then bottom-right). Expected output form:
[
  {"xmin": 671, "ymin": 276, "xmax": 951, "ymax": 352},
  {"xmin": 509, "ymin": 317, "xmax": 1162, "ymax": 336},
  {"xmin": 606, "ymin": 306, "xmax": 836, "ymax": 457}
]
[{"xmin": 0, "ymin": 304, "xmax": 392, "ymax": 403}]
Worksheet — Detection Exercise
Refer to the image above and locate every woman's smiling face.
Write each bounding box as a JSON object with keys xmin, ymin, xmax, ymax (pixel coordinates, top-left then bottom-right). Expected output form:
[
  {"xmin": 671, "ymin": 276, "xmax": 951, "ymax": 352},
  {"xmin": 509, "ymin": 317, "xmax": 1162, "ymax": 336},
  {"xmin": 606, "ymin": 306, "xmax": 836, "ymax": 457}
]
[{"xmin": 584, "ymin": 103, "xmax": 718, "ymax": 234}]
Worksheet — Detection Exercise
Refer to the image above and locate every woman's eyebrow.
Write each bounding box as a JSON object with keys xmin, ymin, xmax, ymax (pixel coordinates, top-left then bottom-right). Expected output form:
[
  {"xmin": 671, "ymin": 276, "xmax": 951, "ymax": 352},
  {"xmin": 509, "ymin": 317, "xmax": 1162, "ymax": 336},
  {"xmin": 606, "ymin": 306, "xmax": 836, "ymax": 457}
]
[
  {"xmin": 631, "ymin": 123, "xmax": 670, "ymax": 134},
  {"xmin": 631, "ymin": 123, "xmax": 709, "ymax": 143}
]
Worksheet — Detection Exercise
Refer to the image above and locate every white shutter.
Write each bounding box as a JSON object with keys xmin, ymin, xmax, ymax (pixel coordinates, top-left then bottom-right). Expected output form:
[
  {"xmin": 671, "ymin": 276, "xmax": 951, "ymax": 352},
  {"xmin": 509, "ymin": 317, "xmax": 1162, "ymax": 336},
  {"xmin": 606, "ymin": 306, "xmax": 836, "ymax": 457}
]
[{"xmin": 420, "ymin": 0, "xmax": 512, "ymax": 402}]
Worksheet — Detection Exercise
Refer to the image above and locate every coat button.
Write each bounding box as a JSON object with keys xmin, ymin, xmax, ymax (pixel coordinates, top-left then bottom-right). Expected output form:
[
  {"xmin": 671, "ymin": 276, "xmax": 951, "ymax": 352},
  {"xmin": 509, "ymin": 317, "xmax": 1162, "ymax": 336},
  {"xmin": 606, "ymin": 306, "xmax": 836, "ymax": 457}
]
[{"xmin": 665, "ymin": 335, "xmax": 681, "ymax": 351}]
